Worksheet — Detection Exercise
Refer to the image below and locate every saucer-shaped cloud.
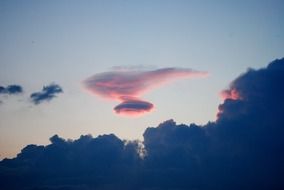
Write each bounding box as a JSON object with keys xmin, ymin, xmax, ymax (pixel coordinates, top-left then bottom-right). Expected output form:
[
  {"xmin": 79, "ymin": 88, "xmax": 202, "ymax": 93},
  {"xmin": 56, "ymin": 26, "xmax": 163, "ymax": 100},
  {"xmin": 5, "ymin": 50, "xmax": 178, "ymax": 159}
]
[
  {"xmin": 84, "ymin": 67, "xmax": 207, "ymax": 100},
  {"xmin": 114, "ymin": 97, "xmax": 154, "ymax": 116},
  {"xmin": 83, "ymin": 67, "xmax": 207, "ymax": 116}
]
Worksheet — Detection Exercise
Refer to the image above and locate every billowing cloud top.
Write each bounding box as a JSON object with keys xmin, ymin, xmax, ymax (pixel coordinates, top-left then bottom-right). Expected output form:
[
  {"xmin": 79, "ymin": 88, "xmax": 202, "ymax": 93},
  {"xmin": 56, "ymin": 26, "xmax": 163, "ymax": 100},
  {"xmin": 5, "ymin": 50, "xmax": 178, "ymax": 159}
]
[
  {"xmin": 30, "ymin": 84, "xmax": 63, "ymax": 105},
  {"xmin": 83, "ymin": 67, "xmax": 207, "ymax": 116}
]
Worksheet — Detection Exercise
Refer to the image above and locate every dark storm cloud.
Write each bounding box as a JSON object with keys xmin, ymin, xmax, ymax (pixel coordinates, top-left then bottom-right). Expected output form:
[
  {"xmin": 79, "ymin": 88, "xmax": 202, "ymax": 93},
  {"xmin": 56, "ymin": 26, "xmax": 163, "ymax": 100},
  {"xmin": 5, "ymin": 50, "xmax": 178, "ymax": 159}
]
[
  {"xmin": 30, "ymin": 84, "xmax": 63, "ymax": 104},
  {"xmin": 0, "ymin": 85, "xmax": 23, "ymax": 95},
  {"xmin": 1, "ymin": 58, "xmax": 284, "ymax": 190}
]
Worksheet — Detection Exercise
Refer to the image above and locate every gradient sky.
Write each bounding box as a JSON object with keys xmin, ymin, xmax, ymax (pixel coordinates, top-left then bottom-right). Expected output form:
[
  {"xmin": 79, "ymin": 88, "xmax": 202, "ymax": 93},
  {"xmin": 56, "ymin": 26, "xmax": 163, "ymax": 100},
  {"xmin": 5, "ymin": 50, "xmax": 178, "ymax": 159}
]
[{"xmin": 0, "ymin": 0, "xmax": 283, "ymax": 159}]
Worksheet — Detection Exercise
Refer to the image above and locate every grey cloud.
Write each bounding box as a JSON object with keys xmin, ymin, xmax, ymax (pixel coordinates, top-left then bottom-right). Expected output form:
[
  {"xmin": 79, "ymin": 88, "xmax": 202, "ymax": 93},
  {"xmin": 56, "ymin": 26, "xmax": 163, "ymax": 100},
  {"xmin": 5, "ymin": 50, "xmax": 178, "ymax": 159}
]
[{"xmin": 30, "ymin": 84, "xmax": 63, "ymax": 105}]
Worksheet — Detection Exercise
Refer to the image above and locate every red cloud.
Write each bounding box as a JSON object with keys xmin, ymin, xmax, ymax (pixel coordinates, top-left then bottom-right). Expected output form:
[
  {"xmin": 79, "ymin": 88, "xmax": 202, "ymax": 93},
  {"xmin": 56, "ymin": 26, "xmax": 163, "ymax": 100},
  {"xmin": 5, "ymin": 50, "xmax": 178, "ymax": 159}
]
[
  {"xmin": 83, "ymin": 67, "xmax": 207, "ymax": 116},
  {"xmin": 217, "ymin": 88, "xmax": 242, "ymax": 120},
  {"xmin": 220, "ymin": 88, "xmax": 241, "ymax": 100}
]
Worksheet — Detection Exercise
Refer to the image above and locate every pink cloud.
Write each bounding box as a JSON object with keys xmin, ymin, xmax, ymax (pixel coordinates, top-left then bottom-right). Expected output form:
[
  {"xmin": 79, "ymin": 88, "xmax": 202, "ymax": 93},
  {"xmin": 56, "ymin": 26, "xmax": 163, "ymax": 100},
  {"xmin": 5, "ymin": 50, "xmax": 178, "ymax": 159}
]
[
  {"xmin": 83, "ymin": 67, "xmax": 208, "ymax": 116},
  {"xmin": 220, "ymin": 88, "xmax": 241, "ymax": 100},
  {"xmin": 217, "ymin": 88, "xmax": 242, "ymax": 120}
]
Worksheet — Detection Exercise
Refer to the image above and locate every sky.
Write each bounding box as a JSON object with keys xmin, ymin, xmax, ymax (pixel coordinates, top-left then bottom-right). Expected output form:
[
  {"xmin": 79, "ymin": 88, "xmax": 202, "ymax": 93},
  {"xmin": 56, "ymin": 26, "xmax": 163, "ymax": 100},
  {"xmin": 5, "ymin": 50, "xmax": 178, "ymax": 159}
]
[{"xmin": 0, "ymin": 0, "xmax": 284, "ymax": 159}]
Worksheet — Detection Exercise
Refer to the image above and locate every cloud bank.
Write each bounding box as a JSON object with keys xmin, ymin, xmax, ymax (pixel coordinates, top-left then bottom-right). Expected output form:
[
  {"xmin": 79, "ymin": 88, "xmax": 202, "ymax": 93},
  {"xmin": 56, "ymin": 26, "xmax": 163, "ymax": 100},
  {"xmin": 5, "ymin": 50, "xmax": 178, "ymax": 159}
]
[
  {"xmin": 30, "ymin": 84, "xmax": 63, "ymax": 105},
  {"xmin": 1, "ymin": 58, "xmax": 284, "ymax": 190},
  {"xmin": 83, "ymin": 67, "xmax": 207, "ymax": 116}
]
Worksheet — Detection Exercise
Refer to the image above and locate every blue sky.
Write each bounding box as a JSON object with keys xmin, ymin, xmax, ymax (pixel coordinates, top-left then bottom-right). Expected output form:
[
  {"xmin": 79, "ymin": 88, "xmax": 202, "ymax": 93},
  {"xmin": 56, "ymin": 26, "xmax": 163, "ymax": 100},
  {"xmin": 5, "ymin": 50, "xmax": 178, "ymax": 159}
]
[{"xmin": 0, "ymin": 0, "xmax": 283, "ymax": 159}]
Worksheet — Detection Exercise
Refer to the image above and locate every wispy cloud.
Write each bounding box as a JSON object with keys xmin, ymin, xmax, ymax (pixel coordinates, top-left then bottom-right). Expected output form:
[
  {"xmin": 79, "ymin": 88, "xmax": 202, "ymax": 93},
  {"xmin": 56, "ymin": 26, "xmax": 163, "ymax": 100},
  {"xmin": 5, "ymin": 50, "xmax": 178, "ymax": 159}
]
[
  {"xmin": 83, "ymin": 67, "xmax": 207, "ymax": 116},
  {"xmin": 30, "ymin": 84, "xmax": 63, "ymax": 105}
]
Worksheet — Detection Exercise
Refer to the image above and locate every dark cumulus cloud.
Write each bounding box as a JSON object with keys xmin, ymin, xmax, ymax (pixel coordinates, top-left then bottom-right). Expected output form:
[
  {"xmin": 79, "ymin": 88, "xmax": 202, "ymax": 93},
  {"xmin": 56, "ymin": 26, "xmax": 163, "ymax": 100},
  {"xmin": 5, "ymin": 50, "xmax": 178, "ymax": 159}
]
[
  {"xmin": 0, "ymin": 85, "xmax": 23, "ymax": 95},
  {"xmin": 1, "ymin": 58, "xmax": 284, "ymax": 190},
  {"xmin": 30, "ymin": 84, "xmax": 63, "ymax": 105},
  {"xmin": 83, "ymin": 67, "xmax": 207, "ymax": 116}
]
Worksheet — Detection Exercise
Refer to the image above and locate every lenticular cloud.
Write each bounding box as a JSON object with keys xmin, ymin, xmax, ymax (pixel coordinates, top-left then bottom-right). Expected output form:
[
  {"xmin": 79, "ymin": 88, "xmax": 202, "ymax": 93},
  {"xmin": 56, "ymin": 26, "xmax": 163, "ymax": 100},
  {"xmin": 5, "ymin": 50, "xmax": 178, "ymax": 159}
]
[
  {"xmin": 114, "ymin": 97, "xmax": 154, "ymax": 116},
  {"xmin": 83, "ymin": 67, "xmax": 207, "ymax": 116}
]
